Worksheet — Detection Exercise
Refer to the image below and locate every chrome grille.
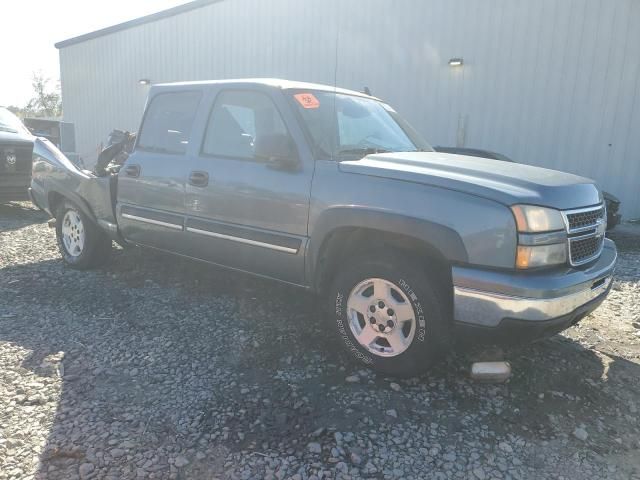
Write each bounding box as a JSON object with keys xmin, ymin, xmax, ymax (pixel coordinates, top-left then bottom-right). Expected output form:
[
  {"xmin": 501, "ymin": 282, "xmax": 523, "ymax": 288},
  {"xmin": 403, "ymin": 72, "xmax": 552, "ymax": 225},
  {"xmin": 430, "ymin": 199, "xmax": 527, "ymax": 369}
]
[
  {"xmin": 569, "ymin": 235, "xmax": 604, "ymax": 264},
  {"xmin": 562, "ymin": 204, "xmax": 606, "ymax": 266},
  {"xmin": 566, "ymin": 206, "xmax": 605, "ymax": 231}
]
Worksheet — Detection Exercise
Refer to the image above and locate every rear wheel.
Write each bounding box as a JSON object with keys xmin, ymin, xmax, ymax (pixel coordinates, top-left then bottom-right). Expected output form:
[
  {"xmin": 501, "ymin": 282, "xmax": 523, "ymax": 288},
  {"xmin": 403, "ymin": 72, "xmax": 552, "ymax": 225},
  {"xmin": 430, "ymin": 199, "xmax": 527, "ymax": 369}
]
[
  {"xmin": 55, "ymin": 201, "xmax": 112, "ymax": 269},
  {"xmin": 328, "ymin": 252, "xmax": 449, "ymax": 377}
]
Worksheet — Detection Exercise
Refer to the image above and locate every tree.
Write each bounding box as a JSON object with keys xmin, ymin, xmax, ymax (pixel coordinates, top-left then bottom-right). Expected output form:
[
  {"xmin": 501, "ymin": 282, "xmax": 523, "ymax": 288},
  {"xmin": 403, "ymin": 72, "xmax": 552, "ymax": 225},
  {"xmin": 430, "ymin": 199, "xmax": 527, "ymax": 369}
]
[
  {"xmin": 6, "ymin": 105, "xmax": 26, "ymax": 118},
  {"xmin": 23, "ymin": 72, "xmax": 62, "ymax": 118}
]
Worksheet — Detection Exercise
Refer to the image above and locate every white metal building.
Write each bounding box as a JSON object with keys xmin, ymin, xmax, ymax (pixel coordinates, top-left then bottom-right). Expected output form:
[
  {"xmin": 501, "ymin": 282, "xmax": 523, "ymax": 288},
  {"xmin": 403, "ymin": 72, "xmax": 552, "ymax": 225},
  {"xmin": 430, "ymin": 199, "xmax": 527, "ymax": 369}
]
[{"xmin": 56, "ymin": 0, "xmax": 640, "ymax": 218}]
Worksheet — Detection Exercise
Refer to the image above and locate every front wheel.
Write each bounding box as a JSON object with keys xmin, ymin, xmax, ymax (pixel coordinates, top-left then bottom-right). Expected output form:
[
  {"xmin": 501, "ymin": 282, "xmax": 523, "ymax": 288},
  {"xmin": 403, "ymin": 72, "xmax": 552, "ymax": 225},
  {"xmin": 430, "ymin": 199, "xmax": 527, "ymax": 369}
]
[
  {"xmin": 328, "ymin": 252, "xmax": 449, "ymax": 377},
  {"xmin": 55, "ymin": 201, "xmax": 112, "ymax": 269}
]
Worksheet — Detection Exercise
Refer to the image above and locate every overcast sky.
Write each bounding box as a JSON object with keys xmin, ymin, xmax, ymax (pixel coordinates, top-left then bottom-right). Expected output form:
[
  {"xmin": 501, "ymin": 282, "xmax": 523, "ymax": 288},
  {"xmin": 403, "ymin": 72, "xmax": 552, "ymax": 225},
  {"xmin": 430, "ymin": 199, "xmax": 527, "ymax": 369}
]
[{"xmin": 0, "ymin": 0, "xmax": 187, "ymax": 107}]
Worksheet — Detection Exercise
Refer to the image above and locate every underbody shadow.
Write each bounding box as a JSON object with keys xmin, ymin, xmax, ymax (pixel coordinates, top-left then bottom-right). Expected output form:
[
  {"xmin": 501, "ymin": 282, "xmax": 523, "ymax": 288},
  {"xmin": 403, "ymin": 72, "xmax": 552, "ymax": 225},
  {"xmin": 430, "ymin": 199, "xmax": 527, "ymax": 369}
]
[
  {"xmin": 0, "ymin": 213, "xmax": 638, "ymax": 478},
  {"xmin": 0, "ymin": 201, "xmax": 48, "ymax": 232}
]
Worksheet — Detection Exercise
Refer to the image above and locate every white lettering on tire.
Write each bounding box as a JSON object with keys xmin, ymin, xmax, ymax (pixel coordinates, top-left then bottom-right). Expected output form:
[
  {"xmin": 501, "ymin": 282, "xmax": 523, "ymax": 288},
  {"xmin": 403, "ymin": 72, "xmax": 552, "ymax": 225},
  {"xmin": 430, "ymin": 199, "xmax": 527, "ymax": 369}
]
[{"xmin": 398, "ymin": 279, "xmax": 426, "ymax": 342}]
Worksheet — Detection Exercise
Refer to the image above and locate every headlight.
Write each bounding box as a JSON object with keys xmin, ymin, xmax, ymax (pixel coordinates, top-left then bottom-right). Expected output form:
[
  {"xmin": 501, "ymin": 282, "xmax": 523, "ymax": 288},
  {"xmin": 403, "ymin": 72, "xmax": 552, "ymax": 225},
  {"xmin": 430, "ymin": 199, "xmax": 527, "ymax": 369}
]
[
  {"xmin": 516, "ymin": 244, "xmax": 567, "ymax": 269},
  {"xmin": 511, "ymin": 205, "xmax": 565, "ymax": 233},
  {"xmin": 511, "ymin": 205, "xmax": 567, "ymax": 269}
]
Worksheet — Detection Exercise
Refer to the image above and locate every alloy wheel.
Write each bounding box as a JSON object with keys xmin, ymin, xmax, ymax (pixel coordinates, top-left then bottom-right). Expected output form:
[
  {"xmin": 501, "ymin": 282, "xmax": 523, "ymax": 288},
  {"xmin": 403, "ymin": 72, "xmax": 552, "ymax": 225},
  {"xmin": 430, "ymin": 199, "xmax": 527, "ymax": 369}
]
[
  {"xmin": 61, "ymin": 209, "xmax": 85, "ymax": 257},
  {"xmin": 346, "ymin": 277, "xmax": 417, "ymax": 357}
]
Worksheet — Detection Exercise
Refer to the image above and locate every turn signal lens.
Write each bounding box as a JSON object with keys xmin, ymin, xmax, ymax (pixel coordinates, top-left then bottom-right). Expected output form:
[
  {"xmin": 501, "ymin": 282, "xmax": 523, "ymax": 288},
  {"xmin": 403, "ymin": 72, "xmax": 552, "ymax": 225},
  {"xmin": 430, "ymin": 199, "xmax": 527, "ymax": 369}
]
[
  {"xmin": 511, "ymin": 205, "xmax": 565, "ymax": 233},
  {"xmin": 516, "ymin": 244, "xmax": 567, "ymax": 269}
]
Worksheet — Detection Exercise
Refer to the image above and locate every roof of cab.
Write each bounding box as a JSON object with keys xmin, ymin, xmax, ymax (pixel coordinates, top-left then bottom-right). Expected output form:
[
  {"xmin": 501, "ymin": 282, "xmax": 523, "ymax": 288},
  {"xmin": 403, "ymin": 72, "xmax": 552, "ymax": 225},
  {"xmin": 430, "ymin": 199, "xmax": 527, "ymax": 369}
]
[{"xmin": 151, "ymin": 78, "xmax": 376, "ymax": 99}]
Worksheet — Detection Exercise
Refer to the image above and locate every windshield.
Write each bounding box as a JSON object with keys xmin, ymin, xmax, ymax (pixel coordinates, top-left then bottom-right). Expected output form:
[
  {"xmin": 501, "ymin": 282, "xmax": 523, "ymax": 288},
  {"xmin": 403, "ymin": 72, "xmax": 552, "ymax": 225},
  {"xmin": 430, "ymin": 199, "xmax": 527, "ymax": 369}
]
[
  {"xmin": 288, "ymin": 90, "xmax": 431, "ymax": 159},
  {"xmin": 0, "ymin": 107, "xmax": 29, "ymax": 134}
]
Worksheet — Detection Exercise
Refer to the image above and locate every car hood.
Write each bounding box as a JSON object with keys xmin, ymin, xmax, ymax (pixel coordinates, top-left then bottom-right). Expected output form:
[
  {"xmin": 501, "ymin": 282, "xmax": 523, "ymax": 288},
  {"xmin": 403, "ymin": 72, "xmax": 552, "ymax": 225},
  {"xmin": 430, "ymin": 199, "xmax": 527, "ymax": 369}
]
[
  {"xmin": 0, "ymin": 130, "xmax": 34, "ymax": 145},
  {"xmin": 338, "ymin": 152, "xmax": 601, "ymax": 209}
]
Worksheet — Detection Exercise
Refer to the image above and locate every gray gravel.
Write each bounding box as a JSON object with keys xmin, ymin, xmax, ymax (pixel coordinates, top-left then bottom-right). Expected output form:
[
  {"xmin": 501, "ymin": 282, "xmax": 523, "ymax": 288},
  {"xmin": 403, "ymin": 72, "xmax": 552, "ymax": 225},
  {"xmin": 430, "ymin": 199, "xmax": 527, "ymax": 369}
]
[{"xmin": 1, "ymin": 201, "xmax": 639, "ymax": 480}]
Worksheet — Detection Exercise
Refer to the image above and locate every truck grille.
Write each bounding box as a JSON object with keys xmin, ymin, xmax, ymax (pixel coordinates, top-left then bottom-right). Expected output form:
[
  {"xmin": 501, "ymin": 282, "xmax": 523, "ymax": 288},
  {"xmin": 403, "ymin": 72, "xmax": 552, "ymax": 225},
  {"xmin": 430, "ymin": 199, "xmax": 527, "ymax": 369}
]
[
  {"xmin": 566, "ymin": 206, "xmax": 605, "ymax": 231},
  {"xmin": 569, "ymin": 235, "xmax": 604, "ymax": 265},
  {"xmin": 0, "ymin": 143, "xmax": 33, "ymax": 174},
  {"xmin": 563, "ymin": 204, "xmax": 606, "ymax": 266}
]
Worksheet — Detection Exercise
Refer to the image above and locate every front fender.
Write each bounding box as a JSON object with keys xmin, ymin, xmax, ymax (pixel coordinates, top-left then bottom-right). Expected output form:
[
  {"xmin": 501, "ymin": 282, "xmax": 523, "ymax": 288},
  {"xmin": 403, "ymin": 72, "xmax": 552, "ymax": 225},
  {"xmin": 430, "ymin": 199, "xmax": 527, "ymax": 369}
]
[
  {"xmin": 47, "ymin": 185, "xmax": 97, "ymax": 223},
  {"xmin": 31, "ymin": 137, "xmax": 117, "ymax": 234},
  {"xmin": 306, "ymin": 206, "xmax": 468, "ymax": 283}
]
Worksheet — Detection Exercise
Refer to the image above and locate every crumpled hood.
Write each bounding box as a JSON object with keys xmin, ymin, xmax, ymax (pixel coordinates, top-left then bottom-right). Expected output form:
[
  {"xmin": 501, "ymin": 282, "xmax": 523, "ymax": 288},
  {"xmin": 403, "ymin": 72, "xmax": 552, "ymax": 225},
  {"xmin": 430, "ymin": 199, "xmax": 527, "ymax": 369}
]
[{"xmin": 338, "ymin": 152, "xmax": 601, "ymax": 209}]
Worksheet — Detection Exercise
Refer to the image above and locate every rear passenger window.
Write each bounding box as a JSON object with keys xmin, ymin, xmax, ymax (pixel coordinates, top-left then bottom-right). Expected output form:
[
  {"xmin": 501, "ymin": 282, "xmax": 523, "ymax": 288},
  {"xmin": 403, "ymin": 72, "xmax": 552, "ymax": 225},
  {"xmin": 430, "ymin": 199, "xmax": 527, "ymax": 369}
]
[
  {"xmin": 137, "ymin": 91, "xmax": 201, "ymax": 154},
  {"xmin": 202, "ymin": 90, "xmax": 289, "ymax": 159}
]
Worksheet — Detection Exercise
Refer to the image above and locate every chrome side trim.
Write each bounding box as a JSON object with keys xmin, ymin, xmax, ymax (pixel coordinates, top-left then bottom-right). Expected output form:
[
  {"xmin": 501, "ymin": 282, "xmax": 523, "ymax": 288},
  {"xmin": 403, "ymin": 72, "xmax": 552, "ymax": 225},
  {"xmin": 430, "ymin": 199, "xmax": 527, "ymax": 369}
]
[
  {"xmin": 121, "ymin": 213, "xmax": 183, "ymax": 230},
  {"xmin": 454, "ymin": 276, "xmax": 612, "ymax": 327},
  {"xmin": 185, "ymin": 227, "xmax": 298, "ymax": 254},
  {"xmin": 97, "ymin": 219, "xmax": 118, "ymax": 233},
  {"xmin": 131, "ymin": 241, "xmax": 310, "ymax": 290}
]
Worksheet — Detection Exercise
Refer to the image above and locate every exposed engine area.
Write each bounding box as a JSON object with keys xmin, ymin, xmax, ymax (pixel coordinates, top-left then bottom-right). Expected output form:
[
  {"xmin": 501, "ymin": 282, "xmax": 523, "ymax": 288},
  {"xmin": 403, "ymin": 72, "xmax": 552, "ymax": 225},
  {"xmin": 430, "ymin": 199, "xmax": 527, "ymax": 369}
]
[{"xmin": 94, "ymin": 129, "xmax": 136, "ymax": 177}]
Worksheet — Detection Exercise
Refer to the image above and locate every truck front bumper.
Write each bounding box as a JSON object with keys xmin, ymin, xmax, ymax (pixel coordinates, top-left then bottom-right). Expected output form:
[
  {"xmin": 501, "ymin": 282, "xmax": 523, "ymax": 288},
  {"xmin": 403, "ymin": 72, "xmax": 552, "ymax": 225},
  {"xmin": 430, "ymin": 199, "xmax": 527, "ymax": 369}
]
[{"xmin": 452, "ymin": 238, "xmax": 617, "ymax": 342}]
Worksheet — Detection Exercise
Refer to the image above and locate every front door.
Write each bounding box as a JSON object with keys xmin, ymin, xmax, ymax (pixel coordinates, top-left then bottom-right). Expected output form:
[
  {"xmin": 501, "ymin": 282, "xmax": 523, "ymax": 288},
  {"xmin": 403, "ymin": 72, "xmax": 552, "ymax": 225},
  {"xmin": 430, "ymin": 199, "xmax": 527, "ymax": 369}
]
[
  {"xmin": 117, "ymin": 90, "xmax": 202, "ymax": 252},
  {"xmin": 183, "ymin": 88, "xmax": 314, "ymax": 284}
]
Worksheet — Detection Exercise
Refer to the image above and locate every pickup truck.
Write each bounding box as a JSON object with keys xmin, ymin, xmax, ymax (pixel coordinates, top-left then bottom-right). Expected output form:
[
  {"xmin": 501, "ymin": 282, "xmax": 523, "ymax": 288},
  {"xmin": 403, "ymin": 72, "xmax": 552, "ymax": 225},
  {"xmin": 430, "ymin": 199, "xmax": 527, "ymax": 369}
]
[
  {"xmin": 1, "ymin": 107, "xmax": 34, "ymax": 202},
  {"xmin": 30, "ymin": 79, "xmax": 617, "ymax": 376}
]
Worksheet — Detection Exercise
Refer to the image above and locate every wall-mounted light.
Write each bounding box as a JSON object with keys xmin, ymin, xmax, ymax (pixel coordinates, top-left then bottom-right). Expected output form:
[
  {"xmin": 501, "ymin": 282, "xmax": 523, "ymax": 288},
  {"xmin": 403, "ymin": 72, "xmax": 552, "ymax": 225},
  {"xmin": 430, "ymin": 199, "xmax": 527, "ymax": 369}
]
[
  {"xmin": 138, "ymin": 78, "xmax": 151, "ymax": 85},
  {"xmin": 448, "ymin": 58, "xmax": 464, "ymax": 67}
]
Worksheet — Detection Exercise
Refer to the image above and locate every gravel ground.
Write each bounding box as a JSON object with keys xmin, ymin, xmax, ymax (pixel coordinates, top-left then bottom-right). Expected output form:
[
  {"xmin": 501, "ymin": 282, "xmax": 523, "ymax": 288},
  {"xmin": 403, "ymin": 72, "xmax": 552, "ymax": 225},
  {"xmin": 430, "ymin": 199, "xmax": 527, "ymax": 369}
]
[{"xmin": 1, "ymin": 201, "xmax": 639, "ymax": 480}]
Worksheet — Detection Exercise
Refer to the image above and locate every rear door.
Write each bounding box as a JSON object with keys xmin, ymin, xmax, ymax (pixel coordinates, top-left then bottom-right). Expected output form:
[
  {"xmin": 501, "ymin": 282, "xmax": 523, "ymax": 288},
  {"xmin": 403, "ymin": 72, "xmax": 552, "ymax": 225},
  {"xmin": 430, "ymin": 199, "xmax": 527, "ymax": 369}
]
[
  {"xmin": 182, "ymin": 87, "xmax": 314, "ymax": 284},
  {"xmin": 117, "ymin": 90, "xmax": 202, "ymax": 252}
]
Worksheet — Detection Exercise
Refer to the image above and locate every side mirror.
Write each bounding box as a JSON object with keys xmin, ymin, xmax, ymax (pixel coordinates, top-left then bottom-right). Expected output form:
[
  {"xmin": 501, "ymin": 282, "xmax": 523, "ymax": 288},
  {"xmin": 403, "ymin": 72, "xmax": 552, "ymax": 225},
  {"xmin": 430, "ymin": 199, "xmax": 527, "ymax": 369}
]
[{"xmin": 254, "ymin": 134, "xmax": 299, "ymax": 171}]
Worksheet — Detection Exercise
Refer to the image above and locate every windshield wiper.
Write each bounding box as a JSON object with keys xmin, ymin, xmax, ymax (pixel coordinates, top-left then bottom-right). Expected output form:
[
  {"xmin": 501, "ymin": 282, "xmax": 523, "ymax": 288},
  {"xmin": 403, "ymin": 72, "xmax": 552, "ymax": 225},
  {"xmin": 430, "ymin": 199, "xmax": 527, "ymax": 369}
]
[{"xmin": 0, "ymin": 125, "xmax": 19, "ymax": 134}]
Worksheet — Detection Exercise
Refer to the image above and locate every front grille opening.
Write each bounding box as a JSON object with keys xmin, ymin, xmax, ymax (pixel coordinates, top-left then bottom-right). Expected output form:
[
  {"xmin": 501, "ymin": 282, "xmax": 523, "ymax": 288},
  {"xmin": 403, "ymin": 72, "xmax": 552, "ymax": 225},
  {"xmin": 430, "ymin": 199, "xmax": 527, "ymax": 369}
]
[
  {"xmin": 566, "ymin": 206, "xmax": 605, "ymax": 231},
  {"xmin": 570, "ymin": 235, "xmax": 603, "ymax": 264},
  {"xmin": 0, "ymin": 146, "xmax": 33, "ymax": 174}
]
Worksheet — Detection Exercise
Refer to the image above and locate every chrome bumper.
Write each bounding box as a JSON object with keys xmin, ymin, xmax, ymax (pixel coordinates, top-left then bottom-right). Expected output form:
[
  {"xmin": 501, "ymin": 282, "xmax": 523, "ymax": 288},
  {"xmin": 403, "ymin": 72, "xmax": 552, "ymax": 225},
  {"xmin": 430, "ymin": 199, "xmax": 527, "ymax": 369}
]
[{"xmin": 453, "ymin": 239, "xmax": 617, "ymax": 328}]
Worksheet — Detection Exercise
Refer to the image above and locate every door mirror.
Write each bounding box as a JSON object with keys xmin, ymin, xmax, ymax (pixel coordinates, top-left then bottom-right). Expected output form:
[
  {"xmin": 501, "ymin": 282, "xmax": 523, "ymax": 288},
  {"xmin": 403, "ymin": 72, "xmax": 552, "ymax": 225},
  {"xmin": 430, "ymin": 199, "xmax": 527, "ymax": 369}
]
[{"xmin": 254, "ymin": 134, "xmax": 299, "ymax": 171}]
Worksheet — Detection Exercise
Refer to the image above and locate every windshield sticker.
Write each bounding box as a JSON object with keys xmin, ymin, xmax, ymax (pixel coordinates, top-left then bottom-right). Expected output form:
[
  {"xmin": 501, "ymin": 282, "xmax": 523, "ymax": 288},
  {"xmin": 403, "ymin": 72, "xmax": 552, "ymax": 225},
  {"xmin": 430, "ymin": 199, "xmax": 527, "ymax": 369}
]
[{"xmin": 294, "ymin": 93, "xmax": 320, "ymax": 109}]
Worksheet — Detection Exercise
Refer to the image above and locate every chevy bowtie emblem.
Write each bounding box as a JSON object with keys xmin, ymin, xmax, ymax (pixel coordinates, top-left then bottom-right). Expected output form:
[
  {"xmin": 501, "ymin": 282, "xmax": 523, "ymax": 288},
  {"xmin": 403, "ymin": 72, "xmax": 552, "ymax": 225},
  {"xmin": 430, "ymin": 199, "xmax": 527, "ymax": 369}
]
[{"xmin": 6, "ymin": 153, "xmax": 17, "ymax": 166}]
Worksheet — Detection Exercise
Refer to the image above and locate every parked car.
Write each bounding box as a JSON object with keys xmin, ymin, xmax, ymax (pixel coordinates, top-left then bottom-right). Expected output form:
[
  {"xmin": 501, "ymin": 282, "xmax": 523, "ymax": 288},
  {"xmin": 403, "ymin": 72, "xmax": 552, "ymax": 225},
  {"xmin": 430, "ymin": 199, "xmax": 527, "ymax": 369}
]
[
  {"xmin": 434, "ymin": 146, "xmax": 622, "ymax": 230},
  {"xmin": 0, "ymin": 107, "xmax": 34, "ymax": 202},
  {"xmin": 30, "ymin": 79, "xmax": 616, "ymax": 376}
]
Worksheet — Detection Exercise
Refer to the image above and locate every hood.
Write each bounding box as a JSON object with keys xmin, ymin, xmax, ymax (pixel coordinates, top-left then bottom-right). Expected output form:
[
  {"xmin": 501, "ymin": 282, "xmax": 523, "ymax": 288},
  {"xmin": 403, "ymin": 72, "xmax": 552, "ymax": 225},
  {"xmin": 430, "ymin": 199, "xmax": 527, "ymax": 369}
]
[
  {"xmin": 32, "ymin": 137, "xmax": 83, "ymax": 174},
  {"xmin": 0, "ymin": 130, "xmax": 34, "ymax": 145},
  {"xmin": 338, "ymin": 152, "xmax": 601, "ymax": 210}
]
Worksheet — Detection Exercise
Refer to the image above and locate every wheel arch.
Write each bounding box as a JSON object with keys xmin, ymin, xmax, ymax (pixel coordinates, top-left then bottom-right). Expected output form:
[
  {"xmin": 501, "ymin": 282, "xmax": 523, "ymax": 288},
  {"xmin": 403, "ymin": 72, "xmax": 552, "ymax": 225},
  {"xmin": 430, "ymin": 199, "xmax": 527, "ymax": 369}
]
[
  {"xmin": 48, "ymin": 188, "xmax": 98, "ymax": 225},
  {"xmin": 309, "ymin": 208, "xmax": 467, "ymax": 295}
]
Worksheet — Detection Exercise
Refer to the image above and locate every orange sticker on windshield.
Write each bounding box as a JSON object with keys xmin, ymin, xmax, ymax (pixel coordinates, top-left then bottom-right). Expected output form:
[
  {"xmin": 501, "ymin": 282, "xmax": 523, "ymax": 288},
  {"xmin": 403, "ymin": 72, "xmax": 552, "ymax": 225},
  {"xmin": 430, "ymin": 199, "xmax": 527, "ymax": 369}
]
[{"xmin": 294, "ymin": 93, "xmax": 320, "ymax": 109}]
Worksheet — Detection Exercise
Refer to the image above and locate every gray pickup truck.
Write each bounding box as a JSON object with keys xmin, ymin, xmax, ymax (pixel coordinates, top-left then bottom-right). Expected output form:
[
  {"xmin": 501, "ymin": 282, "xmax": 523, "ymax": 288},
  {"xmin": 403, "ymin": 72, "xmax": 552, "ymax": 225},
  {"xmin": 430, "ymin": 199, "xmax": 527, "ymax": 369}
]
[{"xmin": 30, "ymin": 79, "xmax": 616, "ymax": 376}]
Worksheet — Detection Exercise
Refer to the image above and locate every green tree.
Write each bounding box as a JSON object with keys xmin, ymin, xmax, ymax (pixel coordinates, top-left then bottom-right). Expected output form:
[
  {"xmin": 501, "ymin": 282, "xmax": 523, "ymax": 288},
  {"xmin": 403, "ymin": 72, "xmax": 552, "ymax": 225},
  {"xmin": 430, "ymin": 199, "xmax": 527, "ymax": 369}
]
[{"xmin": 24, "ymin": 72, "xmax": 62, "ymax": 118}]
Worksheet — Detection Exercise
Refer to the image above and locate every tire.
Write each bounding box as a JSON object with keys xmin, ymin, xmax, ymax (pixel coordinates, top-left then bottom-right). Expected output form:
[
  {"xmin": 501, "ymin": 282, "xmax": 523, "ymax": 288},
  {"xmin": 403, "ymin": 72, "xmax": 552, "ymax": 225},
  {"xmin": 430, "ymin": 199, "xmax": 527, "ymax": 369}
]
[
  {"xmin": 328, "ymin": 251, "xmax": 449, "ymax": 377},
  {"xmin": 55, "ymin": 201, "xmax": 112, "ymax": 269}
]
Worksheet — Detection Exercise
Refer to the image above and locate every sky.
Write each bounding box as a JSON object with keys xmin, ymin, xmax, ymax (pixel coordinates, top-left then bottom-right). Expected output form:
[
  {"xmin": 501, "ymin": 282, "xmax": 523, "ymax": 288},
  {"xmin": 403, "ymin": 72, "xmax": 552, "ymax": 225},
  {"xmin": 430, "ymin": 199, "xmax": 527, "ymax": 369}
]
[{"xmin": 0, "ymin": 0, "xmax": 188, "ymax": 107}]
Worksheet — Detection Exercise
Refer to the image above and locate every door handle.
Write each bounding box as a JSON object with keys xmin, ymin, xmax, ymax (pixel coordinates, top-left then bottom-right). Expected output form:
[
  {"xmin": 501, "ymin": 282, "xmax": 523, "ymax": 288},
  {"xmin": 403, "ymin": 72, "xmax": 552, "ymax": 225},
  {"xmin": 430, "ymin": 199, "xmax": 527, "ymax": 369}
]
[
  {"xmin": 124, "ymin": 164, "xmax": 140, "ymax": 178},
  {"xmin": 189, "ymin": 170, "xmax": 209, "ymax": 187}
]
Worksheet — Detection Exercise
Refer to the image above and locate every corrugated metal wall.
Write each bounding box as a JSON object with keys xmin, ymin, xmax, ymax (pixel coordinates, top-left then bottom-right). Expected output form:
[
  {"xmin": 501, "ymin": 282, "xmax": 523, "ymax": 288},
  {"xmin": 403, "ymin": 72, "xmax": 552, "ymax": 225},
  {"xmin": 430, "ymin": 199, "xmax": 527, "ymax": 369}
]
[{"xmin": 59, "ymin": 0, "xmax": 640, "ymax": 218}]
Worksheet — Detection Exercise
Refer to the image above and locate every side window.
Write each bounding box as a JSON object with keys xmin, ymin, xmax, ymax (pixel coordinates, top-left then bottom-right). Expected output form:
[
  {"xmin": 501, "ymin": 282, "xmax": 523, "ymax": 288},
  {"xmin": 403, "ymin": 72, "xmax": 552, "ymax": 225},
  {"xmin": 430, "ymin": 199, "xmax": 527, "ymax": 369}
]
[
  {"xmin": 137, "ymin": 91, "xmax": 201, "ymax": 154},
  {"xmin": 202, "ymin": 90, "xmax": 289, "ymax": 159}
]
